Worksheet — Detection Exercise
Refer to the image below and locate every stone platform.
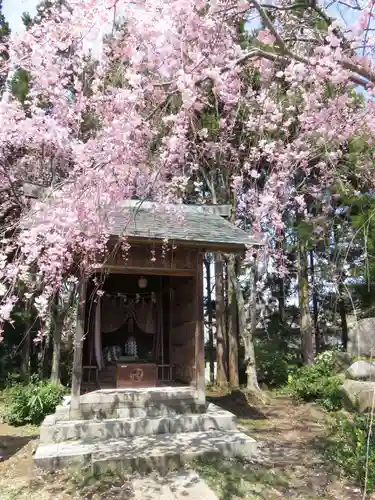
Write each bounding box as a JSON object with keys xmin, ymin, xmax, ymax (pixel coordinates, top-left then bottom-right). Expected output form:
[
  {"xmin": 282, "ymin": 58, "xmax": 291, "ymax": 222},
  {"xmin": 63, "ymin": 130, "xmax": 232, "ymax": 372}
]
[
  {"xmin": 35, "ymin": 429, "xmax": 256, "ymax": 473},
  {"xmin": 40, "ymin": 402, "xmax": 236, "ymax": 443},
  {"xmin": 55, "ymin": 387, "xmax": 204, "ymax": 420},
  {"xmin": 34, "ymin": 388, "xmax": 257, "ymax": 472},
  {"xmin": 132, "ymin": 470, "xmax": 219, "ymax": 500}
]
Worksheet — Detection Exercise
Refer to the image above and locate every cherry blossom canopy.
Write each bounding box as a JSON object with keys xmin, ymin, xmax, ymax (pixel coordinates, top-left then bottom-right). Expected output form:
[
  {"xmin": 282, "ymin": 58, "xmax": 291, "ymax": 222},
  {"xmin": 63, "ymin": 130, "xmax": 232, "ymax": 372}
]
[{"xmin": 0, "ymin": 0, "xmax": 374, "ymax": 334}]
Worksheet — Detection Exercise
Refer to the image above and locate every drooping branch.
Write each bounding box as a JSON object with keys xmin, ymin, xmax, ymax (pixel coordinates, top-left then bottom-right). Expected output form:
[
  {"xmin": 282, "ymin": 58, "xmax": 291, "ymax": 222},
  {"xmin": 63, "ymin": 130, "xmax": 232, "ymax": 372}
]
[{"xmin": 253, "ymin": 0, "xmax": 375, "ymax": 87}]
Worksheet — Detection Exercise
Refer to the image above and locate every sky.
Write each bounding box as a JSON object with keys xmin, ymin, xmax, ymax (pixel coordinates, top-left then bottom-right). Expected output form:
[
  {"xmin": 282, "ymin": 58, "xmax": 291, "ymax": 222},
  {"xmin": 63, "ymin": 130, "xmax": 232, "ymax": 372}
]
[
  {"xmin": 3, "ymin": 0, "xmax": 110, "ymax": 55},
  {"xmin": 3, "ymin": 0, "xmax": 37, "ymax": 36}
]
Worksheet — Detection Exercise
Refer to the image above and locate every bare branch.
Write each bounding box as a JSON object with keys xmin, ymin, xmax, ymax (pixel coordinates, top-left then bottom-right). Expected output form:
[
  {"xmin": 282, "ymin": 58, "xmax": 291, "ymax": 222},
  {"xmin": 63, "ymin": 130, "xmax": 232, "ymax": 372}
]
[
  {"xmin": 336, "ymin": 0, "xmax": 361, "ymax": 10},
  {"xmin": 251, "ymin": 0, "xmax": 289, "ymax": 54},
  {"xmin": 261, "ymin": 2, "xmax": 311, "ymax": 11},
  {"xmin": 312, "ymin": 5, "xmax": 332, "ymax": 25}
]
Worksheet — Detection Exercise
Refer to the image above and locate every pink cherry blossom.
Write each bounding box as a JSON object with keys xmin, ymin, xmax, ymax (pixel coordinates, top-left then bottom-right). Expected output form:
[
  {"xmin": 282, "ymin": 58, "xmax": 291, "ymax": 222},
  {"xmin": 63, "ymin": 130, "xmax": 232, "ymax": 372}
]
[{"xmin": 0, "ymin": 0, "xmax": 374, "ymax": 332}]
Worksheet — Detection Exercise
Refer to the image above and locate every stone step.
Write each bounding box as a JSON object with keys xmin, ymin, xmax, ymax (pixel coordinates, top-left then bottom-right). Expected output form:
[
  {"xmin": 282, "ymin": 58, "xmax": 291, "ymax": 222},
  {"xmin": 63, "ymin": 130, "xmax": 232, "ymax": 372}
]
[
  {"xmin": 40, "ymin": 404, "xmax": 236, "ymax": 444},
  {"xmin": 34, "ymin": 429, "xmax": 257, "ymax": 474},
  {"xmin": 55, "ymin": 400, "xmax": 204, "ymax": 421},
  {"xmin": 115, "ymin": 402, "xmax": 203, "ymax": 419},
  {"xmin": 80, "ymin": 387, "xmax": 198, "ymax": 406},
  {"xmin": 132, "ymin": 470, "xmax": 219, "ymax": 500},
  {"xmin": 54, "ymin": 387, "xmax": 201, "ymax": 421}
]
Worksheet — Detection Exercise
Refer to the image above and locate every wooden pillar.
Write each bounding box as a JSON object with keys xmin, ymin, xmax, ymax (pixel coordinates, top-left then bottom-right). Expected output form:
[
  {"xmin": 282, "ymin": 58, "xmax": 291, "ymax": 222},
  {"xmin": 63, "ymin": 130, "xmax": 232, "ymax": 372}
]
[
  {"xmin": 227, "ymin": 255, "xmax": 239, "ymax": 388},
  {"xmin": 195, "ymin": 252, "xmax": 206, "ymax": 405},
  {"xmin": 215, "ymin": 252, "xmax": 227, "ymax": 385},
  {"xmin": 204, "ymin": 256, "xmax": 215, "ymax": 384},
  {"xmin": 71, "ymin": 280, "xmax": 87, "ymax": 412}
]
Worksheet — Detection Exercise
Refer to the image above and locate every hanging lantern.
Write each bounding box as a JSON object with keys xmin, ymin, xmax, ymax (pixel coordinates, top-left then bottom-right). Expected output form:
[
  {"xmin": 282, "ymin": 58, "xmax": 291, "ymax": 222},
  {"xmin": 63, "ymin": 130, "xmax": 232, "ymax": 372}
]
[{"xmin": 138, "ymin": 276, "xmax": 147, "ymax": 289}]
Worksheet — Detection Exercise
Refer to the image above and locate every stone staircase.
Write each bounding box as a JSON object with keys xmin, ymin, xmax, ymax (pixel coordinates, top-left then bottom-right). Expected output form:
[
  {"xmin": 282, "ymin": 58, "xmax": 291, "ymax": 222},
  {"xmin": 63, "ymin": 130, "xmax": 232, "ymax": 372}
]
[{"xmin": 34, "ymin": 387, "xmax": 257, "ymax": 473}]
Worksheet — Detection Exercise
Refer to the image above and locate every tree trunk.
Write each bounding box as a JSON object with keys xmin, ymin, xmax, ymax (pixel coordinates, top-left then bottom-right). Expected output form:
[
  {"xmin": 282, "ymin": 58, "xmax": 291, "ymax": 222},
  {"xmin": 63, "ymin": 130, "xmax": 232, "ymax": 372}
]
[
  {"xmin": 298, "ymin": 235, "xmax": 314, "ymax": 364},
  {"xmin": 20, "ymin": 331, "xmax": 31, "ymax": 381},
  {"xmin": 229, "ymin": 257, "xmax": 260, "ymax": 392},
  {"xmin": 50, "ymin": 294, "xmax": 62, "ymax": 383},
  {"xmin": 226, "ymin": 255, "xmax": 239, "ymax": 387},
  {"xmin": 332, "ymin": 225, "xmax": 348, "ymax": 350},
  {"xmin": 20, "ymin": 302, "xmax": 31, "ymax": 381},
  {"xmin": 51, "ymin": 315, "xmax": 64, "ymax": 384},
  {"xmin": 204, "ymin": 256, "xmax": 215, "ymax": 384},
  {"xmin": 38, "ymin": 331, "xmax": 49, "ymax": 379},
  {"xmin": 310, "ymin": 249, "xmax": 321, "ymax": 354},
  {"xmin": 278, "ymin": 278, "xmax": 285, "ymax": 322},
  {"xmin": 276, "ymin": 239, "xmax": 285, "ymax": 323},
  {"xmin": 338, "ymin": 283, "xmax": 348, "ymax": 349},
  {"xmin": 215, "ymin": 253, "xmax": 227, "ymax": 385},
  {"xmin": 41, "ymin": 330, "xmax": 54, "ymax": 379},
  {"xmin": 71, "ymin": 281, "xmax": 86, "ymax": 412},
  {"xmin": 51, "ymin": 285, "xmax": 77, "ymax": 383}
]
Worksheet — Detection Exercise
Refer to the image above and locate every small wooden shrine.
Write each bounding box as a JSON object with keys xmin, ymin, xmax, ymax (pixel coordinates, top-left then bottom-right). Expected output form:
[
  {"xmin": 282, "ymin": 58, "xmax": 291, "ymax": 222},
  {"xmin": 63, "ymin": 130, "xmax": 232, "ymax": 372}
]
[{"xmin": 71, "ymin": 201, "xmax": 259, "ymax": 407}]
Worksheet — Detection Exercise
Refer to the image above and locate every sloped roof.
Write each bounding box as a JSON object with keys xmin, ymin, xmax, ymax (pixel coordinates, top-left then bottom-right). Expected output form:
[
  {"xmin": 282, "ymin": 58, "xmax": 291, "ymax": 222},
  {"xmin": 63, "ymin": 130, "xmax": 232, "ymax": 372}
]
[
  {"xmin": 20, "ymin": 186, "xmax": 263, "ymax": 249},
  {"xmin": 110, "ymin": 201, "xmax": 262, "ymax": 250}
]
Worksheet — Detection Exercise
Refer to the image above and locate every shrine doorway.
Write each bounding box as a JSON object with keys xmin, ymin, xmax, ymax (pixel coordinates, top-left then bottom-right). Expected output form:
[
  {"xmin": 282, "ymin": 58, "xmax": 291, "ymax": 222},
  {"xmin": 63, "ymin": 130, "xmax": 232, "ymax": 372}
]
[{"xmin": 82, "ymin": 272, "xmax": 197, "ymax": 391}]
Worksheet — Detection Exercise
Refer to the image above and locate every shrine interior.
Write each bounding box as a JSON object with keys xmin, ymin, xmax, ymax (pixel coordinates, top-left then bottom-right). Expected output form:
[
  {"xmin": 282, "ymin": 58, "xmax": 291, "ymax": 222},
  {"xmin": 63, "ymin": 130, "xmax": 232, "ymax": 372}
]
[{"xmin": 82, "ymin": 272, "xmax": 197, "ymax": 390}]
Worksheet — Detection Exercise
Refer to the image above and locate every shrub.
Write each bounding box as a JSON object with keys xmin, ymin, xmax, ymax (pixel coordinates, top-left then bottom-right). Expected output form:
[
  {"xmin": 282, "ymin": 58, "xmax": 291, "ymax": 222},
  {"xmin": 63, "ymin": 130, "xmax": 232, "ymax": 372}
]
[
  {"xmin": 288, "ymin": 348, "xmax": 345, "ymax": 411},
  {"xmin": 317, "ymin": 347, "xmax": 353, "ymax": 373},
  {"xmin": 3, "ymin": 375, "xmax": 65, "ymax": 426},
  {"xmin": 255, "ymin": 336, "xmax": 301, "ymax": 387},
  {"xmin": 323, "ymin": 412, "xmax": 375, "ymax": 492},
  {"xmin": 254, "ymin": 316, "xmax": 301, "ymax": 387}
]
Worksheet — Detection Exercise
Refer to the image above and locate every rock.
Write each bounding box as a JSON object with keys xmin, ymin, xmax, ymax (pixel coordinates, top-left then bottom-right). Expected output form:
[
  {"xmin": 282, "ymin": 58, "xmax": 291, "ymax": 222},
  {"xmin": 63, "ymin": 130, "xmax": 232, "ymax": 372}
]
[
  {"xmin": 62, "ymin": 395, "xmax": 71, "ymax": 406},
  {"xmin": 328, "ymin": 351, "xmax": 353, "ymax": 372},
  {"xmin": 342, "ymin": 379, "xmax": 375, "ymax": 412},
  {"xmin": 348, "ymin": 318, "xmax": 375, "ymax": 357},
  {"xmin": 346, "ymin": 360, "xmax": 375, "ymax": 380}
]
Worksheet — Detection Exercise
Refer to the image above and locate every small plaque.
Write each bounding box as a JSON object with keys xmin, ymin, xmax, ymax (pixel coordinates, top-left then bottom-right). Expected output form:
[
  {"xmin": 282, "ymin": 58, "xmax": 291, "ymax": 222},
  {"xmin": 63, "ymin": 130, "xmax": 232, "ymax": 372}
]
[{"xmin": 116, "ymin": 363, "xmax": 156, "ymax": 388}]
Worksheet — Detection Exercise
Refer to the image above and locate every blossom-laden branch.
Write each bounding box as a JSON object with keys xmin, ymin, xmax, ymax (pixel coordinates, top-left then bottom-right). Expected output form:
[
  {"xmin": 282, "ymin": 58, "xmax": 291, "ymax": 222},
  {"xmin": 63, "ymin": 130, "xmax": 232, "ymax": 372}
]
[
  {"xmin": 0, "ymin": 0, "xmax": 374, "ymax": 332},
  {"xmin": 249, "ymin": 0, "xmax": 375, "ymax": 87}
]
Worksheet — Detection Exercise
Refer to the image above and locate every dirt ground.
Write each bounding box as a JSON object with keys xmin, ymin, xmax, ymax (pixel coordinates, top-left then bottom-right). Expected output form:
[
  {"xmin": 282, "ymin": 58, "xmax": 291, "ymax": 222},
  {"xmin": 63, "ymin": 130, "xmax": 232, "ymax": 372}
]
[
  {"xmin": 198, "ymin": 390, "xmax": 365, "ymax": 500},
  {"xmin": 0, "ymin": 392, "xmax": 369, "ymax": 499},
  {"xmin": 0, "ymin": 422, "xmax": 133, "ymax": 500}
]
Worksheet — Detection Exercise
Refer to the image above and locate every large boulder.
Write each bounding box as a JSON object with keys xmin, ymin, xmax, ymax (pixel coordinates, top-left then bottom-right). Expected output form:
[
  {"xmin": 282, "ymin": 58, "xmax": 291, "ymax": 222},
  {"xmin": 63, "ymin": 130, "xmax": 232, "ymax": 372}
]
[
  {"xmin": 342, "ymin": 379, "xmax": 375, "ymax": 412},
  {"xmin": 346, "ymin": 360, "xmax": 375, "ymax": 380},
  {"xmin": 348, "ymin": 318, "xmax": 375, "ymax": 357}
]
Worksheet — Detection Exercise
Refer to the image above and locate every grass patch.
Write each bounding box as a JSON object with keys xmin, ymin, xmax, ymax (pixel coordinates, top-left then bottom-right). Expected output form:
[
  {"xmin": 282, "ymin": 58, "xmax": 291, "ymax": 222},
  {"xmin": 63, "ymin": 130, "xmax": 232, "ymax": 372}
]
[
  {"xmin": 193, "ymin": 457, "xmax": 291, "ymax": 499},
  {"xmin": 69, "ymin": 466, "xmax": 134, "ymax": 498},
  {"xmin": 0, "ymin": 466, "xmax": 134, "ymax": 500},
  {"xmin": 315, "ymin": 411, "xmax": 375, "ymax": 493}
]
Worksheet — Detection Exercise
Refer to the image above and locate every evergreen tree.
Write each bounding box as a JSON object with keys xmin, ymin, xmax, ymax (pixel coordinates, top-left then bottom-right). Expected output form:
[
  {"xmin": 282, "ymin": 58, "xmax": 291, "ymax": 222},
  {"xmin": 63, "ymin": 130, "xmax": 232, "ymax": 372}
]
[
  {"xmin": 12, "ymin": 1, "xmax": 68, "ymax": 103},
  {"xmin": 0, "ymin": 0, "xmax": 10, "ymax": 92}
]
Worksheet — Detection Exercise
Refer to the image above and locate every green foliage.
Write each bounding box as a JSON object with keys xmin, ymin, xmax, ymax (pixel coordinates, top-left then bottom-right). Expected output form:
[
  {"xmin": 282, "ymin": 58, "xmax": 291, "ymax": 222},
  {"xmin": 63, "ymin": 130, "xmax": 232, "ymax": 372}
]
[
  {"xmin": 21, "ymin": 11, "xmax": 33, "ymax": 29},
  {"xmin": 288, "ymin": 348, "xmax": 347, "ymax": 411},
  {"xmin": 255, "ymin": 316, "xmax": 301, "ymax": 387},
  {"xmin": 0, "ymin": 0, "xmax": 10, "ymax": 91},
  {"xmin": 11, "ymin": 68, "xmax": 30, "ymax": 104},
  {"xmin": 323, "ymin": 412, "xmax": 375, "ymax": 492},
  {"xmin": 0, "ymin": 0, "xmax": 10, "ymax": 40},
  {"xmin": 3, "ymin": 375, "xmax": 65, "ymax": 426}
]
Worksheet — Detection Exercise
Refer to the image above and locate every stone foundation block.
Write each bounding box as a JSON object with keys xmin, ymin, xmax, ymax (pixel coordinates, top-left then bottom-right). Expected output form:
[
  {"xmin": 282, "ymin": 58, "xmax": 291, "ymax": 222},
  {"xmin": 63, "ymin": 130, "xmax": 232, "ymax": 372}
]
[
  {"xmin": 39, "ymin": 403, "xmax": 237, "ymax": 444},
  {"xmin": 35, "ymin": 430, "xmax": 257, "ymax": 472}
]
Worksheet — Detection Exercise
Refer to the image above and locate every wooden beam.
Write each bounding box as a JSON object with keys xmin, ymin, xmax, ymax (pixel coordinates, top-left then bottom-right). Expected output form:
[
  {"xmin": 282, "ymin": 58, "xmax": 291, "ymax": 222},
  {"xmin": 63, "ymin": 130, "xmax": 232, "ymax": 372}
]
[
  {"xmin": 124, "ymin": 237, "xmax": 249, "ymax": 252},
  {"xmin": 71, "ymin": 280, "xmax": 87, "ymax": 412},
  {"xmin": 195, "ymin": 252, "xmax": 206, "ymax": 405},
  {"xmin": 90, "ymin": 265, "xmax": 195, "ymax": 277}
]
